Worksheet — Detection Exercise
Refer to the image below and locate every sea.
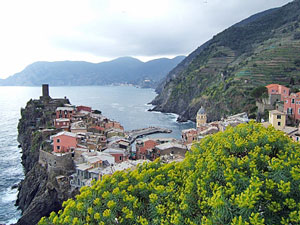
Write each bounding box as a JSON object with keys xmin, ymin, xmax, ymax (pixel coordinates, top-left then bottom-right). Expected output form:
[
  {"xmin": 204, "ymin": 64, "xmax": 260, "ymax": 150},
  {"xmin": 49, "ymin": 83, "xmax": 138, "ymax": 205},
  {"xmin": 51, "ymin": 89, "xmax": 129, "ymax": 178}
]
[{"xmin": 0, "ymin": 85, "xmax": 194, "ymax": 224}]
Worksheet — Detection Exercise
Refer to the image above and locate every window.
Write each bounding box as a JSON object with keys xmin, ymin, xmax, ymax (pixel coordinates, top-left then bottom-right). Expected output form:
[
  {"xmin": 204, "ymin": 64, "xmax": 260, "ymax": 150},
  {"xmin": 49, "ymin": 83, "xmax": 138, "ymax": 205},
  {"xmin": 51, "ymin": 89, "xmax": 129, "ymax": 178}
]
[
  {"xmin": 297, "ymin": 137, "xmax": 299, "ymax": 141},
  {"xmin": 292, "ymin": 99, "xmax": 295, "ymax": 104},
  {"xmin": 57, "ymin": 139, "xmax": 60, "ymax": 143},
  {"xmin": 278, "ymin": 122, "xmax": 281, "ymax": 126},
  {"xmin": 298, "ymin": 108, "xmax": 300, "ymax": 114},
  {"xmin": 285, "ymin": 100, "xmax": 288, "ymax": 103},
  {"xmin": 57, "ymin": 146, "xmax": 60, "ymax": 150},
  {"xmin": 277, "ymin": 115, "xmax": 281, "ymax": 119},
  {"xmin": 284, "ymin": 90, "xmax": 286, "ymax": 93},
  {"xmin": 119, "ymin": 156, "xmax": 123, "ymax": 161},
  {"xmin": 272, "ymin": 90, "xmax": 275, "ymax": 92},
  {"xmin": 287, "ymin": 108, "xmax": 293, "ymax": 114}
]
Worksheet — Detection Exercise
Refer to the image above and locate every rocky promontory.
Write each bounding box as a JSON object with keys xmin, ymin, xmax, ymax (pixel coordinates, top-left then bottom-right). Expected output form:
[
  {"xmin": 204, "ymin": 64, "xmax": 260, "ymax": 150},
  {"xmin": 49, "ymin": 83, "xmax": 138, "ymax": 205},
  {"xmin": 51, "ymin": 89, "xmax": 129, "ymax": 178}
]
[{"xmin": 16, "ymin": 96, "xmax": 78, "ymax": 225}]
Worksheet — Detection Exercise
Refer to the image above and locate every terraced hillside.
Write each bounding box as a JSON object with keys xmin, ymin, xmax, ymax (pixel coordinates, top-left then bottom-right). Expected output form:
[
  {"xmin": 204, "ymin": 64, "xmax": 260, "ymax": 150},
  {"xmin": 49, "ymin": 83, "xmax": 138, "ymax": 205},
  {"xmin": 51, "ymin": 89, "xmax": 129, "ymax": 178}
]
[{"xmin": 151, "ymin": 0, "xmax": 300, "ymax": 122}]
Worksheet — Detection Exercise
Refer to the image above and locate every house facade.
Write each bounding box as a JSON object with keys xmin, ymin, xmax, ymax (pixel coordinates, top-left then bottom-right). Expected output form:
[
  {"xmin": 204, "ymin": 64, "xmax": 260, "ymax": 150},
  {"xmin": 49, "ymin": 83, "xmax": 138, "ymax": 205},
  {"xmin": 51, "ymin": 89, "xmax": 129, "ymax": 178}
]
[
  {"xmin": 51, "ymin": 131, "xmax": 78, "ymax": 153},
  {"xmin": 283, "ymin": 92, "xmax": 300, "ymax": 120},
  {"xmin": 269, "ymin": 110, "xmax": 286, "ymax": 130},
  {"xmin": 77, "ymin": 105, "xmax": 92, "ymax": 112},
  {"xmin": 266, "ymin": 84, "xmax": 290, "ymax": 101},
  {"xmin": 135, "ymin": 138, "xmax": 158, "ymax": 160},
  {"xmin": 54, "ymin": 118, "xmax": 70, "ymax": 130},
  {"xmin": 56, "ymin": 107, "xmax": 75, "ymax": 119},
  {"xmin": 181, "ymin": 128, "xmax": 198, "ymax": 144}
]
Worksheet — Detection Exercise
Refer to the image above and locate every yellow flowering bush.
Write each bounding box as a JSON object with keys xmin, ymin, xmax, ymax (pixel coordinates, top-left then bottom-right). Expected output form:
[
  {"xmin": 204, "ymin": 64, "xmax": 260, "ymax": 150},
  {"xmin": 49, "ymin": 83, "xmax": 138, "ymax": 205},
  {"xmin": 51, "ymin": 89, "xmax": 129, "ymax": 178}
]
[{"xmin": 38, "ymin": 122, "xmax": 300, "ymax": 224}]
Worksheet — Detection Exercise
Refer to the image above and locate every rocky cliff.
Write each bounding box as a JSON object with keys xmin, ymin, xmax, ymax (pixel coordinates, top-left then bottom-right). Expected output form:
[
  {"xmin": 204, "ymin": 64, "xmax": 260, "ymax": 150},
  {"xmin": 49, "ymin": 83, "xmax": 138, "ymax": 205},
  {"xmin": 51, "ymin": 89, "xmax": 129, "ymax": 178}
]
[
  {"xmin": 151, "ymin": 0, "xmax": 300, "ymax": 122},
  {"xmin": 16, "ymin": 97, "xmax": 78, "ymax": 225}
]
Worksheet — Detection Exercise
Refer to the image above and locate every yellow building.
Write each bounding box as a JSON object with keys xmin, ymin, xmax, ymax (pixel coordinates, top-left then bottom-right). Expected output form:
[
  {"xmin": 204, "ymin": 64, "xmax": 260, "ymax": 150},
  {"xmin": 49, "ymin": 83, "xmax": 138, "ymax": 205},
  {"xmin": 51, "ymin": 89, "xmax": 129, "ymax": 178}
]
[
  {"xmin": 196, "ymin": 106, "xmax": 207, "ymax": 128},
  {"xmin": 269, "ymin": 110, "xmax": 286, "ymax": 130}
]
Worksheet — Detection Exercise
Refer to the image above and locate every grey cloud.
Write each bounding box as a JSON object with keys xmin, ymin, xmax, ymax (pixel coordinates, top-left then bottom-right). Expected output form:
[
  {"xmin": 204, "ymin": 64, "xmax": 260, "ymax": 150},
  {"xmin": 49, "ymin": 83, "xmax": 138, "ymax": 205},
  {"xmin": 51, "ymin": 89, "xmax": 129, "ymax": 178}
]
[{"xmin": 51, "ymin": 0, "xmax": 292, "ymax": 58}]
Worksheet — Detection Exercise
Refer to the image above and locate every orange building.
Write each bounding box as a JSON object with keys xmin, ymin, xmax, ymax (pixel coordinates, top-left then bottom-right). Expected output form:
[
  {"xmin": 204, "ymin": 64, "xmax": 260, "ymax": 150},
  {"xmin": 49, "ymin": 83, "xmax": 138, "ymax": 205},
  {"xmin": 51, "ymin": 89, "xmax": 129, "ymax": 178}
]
[
  {"xmin": 265, "ymin": 84, "xmax": 290, "ymax": 101},
  {"xmin": 51, "ymin": 131, "xmax": 78, "ymax": 153}
]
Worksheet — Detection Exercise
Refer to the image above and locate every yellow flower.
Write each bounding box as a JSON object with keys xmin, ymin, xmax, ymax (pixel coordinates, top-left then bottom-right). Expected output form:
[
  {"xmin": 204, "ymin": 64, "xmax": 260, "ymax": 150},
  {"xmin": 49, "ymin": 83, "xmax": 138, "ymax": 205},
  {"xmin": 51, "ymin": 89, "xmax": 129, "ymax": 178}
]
[{"xmin": 103, "ymin": 209, "xmax": 111, "ymax": 217}]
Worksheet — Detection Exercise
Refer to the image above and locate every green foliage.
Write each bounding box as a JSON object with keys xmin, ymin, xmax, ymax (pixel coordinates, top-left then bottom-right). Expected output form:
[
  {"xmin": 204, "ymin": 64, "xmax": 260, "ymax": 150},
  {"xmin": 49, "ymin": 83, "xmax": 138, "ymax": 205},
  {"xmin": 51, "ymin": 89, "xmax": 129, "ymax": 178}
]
[
  {"xmin": 31, "ymin": 131, "xmax": 42, "ymax": 152},
  {"xmin": 294, "ymin": 59, "xmax": 300, "ymax": 67},
  {"xmin": 251, "ymin": 86, "xmax": 268, "ymax": 99},
  {"xmin": 39, "ymin": 122, "xmax": 300, "ymax": 224},
  {"xmin": 294, "ymin": 32, "xmax": 300, "ymax": 40}
]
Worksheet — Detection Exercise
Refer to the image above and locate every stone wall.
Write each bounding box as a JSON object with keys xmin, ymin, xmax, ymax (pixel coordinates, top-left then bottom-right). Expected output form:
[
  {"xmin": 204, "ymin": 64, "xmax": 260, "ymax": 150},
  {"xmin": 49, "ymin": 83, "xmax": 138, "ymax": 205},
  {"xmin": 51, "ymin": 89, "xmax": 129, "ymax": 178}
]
[{"xmin": 38, "ymin": 150, "xmax": 74, "ymax": 175}]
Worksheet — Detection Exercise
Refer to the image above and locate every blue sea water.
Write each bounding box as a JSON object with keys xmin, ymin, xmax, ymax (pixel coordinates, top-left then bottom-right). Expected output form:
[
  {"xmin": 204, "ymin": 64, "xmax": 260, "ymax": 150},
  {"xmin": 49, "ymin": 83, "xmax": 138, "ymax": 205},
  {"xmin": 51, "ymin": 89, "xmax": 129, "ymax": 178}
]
[{"xmin": 0, "ymin": 86, "xmax": 194, "ymax": 224}]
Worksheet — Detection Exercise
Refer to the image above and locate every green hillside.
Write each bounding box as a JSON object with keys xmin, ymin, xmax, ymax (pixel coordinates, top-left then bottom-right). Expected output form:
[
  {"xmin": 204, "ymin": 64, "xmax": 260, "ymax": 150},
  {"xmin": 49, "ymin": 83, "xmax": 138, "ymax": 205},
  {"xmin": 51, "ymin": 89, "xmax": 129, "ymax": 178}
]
[{"xmin": 151, "ymin": 0, "xmax": 300, "ymax": 122}]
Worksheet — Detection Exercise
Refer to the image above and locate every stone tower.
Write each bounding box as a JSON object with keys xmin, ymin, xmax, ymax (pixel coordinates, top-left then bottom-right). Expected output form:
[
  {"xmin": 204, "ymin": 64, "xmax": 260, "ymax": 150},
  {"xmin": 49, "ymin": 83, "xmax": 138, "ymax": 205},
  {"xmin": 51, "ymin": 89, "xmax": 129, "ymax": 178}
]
[
  {"xmin": 42, "ymin": 84, "xmax": 49, "ymax": 97},
  {"xmin": 196, "ymin": 106, "xmax": 207, "ymax": 128}
]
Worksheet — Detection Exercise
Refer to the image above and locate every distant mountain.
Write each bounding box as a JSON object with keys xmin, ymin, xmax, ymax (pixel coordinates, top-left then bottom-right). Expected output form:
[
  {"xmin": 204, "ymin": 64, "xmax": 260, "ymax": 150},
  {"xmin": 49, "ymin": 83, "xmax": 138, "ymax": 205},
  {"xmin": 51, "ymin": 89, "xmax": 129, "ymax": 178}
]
[
  {"xmin": 151, "ymin": 0, "xmax": 300, "ymax": 122},
  {"xmin": 0, "ymin": 56, "xmax": 185, "ymax": 87}
]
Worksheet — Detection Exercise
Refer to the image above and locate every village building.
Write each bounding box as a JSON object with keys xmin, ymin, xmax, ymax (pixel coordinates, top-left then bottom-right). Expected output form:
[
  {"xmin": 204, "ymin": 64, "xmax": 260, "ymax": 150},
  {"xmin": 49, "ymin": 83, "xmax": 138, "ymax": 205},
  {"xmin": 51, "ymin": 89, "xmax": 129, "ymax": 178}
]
[
  {"xmin": 265, "ymin": 84, "xmax": 290, "ymax": 101},
  {"xmin": 104, "ymin": 120, "xmax": 124, "ymax": 131},
  {"xmin": 268, "ymin": 110, "xmax": 286, "ymax": 130},
  {"xmin": 283, "ymin": 92, "xmax": 300, "ymax": 121},
  {"xmin": 54, "ymin": 118, "xmax": 70, "ymax": 130},
  {"xmin": 181, "ymin": 128, "xmax": 198, "ymax": 145},
  {"xmin": 56, "ymin": 107, "xmax": 75, "ymax": 119},
  {"xmin": 76, "ymin": 105, "xmax": 92, "ymax": 113},
  {"xmin": 154, "ymin": 142, "xmax": 188, "ymax": 159},
  {"xmin": 103, "ymin": 148, "xmax": 129, "ymax": 163},
  {"xmin": 262, "ymin": 110, "xmax": 298, "ymax": 140},
  {"xmin": 70, "ymin": 121, "xmax": 88, "ymax": 133},
  {"xmin": 106, "ymin": 128, "xmax": 124, "ymax": 138},
  {"xmin": 135, "ymin": 137, "xmax": 176, "ymax": 160},
  {"xmin": 135, "ymin": 138, "xmax": 158, "ymax": 160},
  {"xmin": 51, "ymin": 131, "xmax": 78, "ymax": 153}
]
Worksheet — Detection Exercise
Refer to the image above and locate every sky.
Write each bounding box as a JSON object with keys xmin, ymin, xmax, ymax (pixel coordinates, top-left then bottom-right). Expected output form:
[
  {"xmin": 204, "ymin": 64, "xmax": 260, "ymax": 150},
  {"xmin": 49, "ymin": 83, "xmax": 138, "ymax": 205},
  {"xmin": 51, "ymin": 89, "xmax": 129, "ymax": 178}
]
[{"xmin": 0, "ymin": 0, "xmax": 293, "ymax": 79}]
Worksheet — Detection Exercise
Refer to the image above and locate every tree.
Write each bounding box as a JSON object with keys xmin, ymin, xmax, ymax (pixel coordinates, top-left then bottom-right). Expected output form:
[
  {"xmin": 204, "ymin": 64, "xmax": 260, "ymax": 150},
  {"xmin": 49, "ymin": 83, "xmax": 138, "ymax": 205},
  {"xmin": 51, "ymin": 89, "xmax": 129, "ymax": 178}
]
[
  {"xmin": 251, "ymin": 86, "xmax": 268, "ymax": 100},
  {"xmin": 39, "ymin": 122, "xmax": 300, "ymax": 225}
]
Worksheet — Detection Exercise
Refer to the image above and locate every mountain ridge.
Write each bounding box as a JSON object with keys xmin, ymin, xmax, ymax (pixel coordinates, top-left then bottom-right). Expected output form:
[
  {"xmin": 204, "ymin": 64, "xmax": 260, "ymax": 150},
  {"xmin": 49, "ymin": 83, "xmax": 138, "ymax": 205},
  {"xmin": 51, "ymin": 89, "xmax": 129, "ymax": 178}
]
[{"xmin": 0, "ymin": 56, "xmax": 185, "ymax": 88}]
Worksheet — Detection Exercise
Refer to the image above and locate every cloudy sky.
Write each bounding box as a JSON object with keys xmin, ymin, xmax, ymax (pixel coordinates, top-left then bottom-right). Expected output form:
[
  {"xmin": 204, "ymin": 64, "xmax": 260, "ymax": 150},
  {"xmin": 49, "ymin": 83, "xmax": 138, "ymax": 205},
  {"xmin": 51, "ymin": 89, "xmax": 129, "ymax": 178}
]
[{"xmin": 0, "ymin": 0, "xmax": 292, "ymax": 78}]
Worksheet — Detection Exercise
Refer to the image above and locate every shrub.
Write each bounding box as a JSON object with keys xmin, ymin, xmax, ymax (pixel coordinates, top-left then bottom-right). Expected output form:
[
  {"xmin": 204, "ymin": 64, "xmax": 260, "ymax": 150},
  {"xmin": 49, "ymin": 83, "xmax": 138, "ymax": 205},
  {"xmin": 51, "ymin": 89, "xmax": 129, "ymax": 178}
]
[{"xmin": 39, "ymin": 122, "xmax": 300, "ymax": 225}]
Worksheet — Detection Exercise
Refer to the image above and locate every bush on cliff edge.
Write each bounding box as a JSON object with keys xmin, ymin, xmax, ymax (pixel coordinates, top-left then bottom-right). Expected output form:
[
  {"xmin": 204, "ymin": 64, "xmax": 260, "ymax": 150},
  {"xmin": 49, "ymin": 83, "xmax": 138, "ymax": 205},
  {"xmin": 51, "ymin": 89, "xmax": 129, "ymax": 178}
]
[{"xmin": 39, "ymin": 121, "xmax": 300, "ymax": 225}]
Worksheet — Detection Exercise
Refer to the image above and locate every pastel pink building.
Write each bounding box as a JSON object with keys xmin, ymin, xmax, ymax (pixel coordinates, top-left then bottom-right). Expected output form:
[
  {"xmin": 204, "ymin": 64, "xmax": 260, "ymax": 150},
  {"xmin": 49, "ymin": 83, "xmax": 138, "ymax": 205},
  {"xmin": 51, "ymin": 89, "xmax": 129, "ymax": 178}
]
[
  {"xmin": 51, "ymin": 131, "xmax": 78, "ymax": 153},
  {"xmin": 284, "ymin": 92, "xmax": 300, "ymax": 120},
  {"xmin": 266, "ymin": 84, "xmax": 290, "ymax": 101},
  {"xmin": 56, "ymin": 107, "xmax": 75, "ymax": 119}
]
